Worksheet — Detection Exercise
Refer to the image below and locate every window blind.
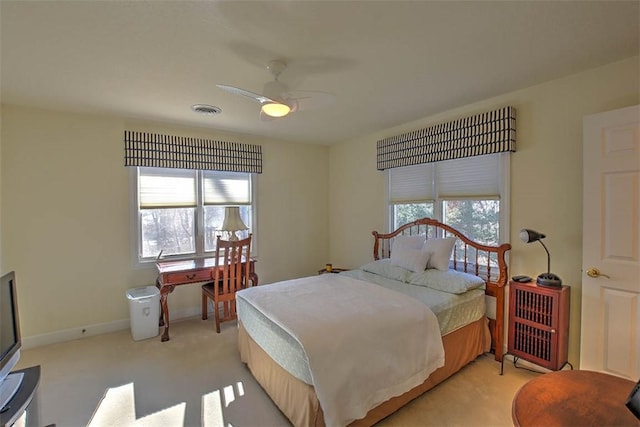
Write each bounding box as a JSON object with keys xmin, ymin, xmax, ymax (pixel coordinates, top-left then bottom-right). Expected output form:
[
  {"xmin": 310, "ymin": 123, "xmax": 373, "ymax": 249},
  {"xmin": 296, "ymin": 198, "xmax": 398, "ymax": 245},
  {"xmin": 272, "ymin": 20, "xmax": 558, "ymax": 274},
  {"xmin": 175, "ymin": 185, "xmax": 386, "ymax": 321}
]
[
  {"xmin": 203, "ymin": 171, "xmax": 251, "ymax": 205},
  {"xmin": 437, "ymin": 154, "xmax": 500, "ymax": 198},
  {"xmin": 389, "ymin": 163, "xmax": 435, "ymax": 203},
  {"xmin": 390, "ymin": 153, "xmax": 504, "ymax": 202},
  {"xmin": 139, "ymin": 167, "xmax": 196, "ymax": 208}
]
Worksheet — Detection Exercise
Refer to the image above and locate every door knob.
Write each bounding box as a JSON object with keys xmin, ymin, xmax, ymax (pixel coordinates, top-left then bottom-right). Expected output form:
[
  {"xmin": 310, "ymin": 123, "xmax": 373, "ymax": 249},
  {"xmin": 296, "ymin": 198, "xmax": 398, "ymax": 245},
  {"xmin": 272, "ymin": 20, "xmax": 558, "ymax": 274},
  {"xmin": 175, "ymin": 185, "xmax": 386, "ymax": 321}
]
[{"xmin": 586, "ymin": 267, "xmax": 610, "ymax": 279}]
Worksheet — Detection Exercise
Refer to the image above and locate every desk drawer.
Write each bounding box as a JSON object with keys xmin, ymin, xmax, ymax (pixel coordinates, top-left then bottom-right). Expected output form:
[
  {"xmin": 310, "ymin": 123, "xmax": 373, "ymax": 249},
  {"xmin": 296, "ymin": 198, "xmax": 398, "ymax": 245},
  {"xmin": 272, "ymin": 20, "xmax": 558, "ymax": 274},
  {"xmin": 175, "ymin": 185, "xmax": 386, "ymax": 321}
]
[{"xmin": 163, "ymin": 269, "xmax": 212, "ymax": 285}]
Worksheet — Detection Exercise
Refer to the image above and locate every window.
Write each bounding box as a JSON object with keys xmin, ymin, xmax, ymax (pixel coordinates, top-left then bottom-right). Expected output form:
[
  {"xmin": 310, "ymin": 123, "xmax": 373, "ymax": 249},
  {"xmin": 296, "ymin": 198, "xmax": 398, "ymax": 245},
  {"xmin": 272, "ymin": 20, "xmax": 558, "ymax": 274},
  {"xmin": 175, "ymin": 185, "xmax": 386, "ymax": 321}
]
[
  {"xmin": 134, "ymin": 167, "xmax": 254, "ymax": 263},
  {"xmin": 388, "ymin": 153, "xmax": 509, "ymax": 245}
]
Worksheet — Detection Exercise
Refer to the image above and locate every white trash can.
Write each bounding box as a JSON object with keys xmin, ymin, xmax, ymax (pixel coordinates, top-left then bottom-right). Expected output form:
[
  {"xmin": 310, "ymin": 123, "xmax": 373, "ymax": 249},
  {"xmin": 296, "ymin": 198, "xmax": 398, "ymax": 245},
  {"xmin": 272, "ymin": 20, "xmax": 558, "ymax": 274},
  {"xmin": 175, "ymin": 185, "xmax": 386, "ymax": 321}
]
[{"xmin": 126, "ymin": 286, "xmax": 160, "ymax": 341}]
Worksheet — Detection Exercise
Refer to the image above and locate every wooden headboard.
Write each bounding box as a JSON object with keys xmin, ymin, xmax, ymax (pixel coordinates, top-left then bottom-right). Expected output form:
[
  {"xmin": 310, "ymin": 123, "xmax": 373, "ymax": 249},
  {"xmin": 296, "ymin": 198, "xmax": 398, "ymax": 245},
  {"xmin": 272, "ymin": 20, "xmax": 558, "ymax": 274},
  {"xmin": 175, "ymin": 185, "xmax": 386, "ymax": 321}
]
[{"xmin": 372, "ymin": 217, "xmax": 511, "ymax": 361}]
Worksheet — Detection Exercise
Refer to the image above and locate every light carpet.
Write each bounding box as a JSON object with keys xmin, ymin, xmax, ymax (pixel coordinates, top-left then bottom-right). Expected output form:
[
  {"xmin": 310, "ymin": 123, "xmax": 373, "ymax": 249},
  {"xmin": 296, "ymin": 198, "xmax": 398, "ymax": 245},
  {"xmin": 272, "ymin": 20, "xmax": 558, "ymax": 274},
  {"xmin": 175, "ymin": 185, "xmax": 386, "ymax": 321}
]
[{"xmin": 17, "ymin": 317, "xmax": 536, "ymax": 427}]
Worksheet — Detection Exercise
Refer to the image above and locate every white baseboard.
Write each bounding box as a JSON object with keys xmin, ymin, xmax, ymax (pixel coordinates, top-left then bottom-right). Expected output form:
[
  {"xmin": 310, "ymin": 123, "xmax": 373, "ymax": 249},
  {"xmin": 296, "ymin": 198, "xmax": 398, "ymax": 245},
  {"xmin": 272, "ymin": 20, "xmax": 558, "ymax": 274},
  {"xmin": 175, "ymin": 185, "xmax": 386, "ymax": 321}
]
[{"xmin": 22, "ymin": 305, "xmax": 203, "ymax": 350}]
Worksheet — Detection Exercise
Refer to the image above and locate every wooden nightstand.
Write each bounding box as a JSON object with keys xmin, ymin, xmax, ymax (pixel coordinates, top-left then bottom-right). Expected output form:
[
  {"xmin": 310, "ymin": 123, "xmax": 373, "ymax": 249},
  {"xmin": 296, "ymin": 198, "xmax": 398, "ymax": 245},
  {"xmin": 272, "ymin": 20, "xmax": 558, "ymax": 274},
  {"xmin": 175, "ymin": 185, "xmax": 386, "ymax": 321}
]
[{"xmin": 501, "ymin": 280, "xmax": 571, "ymax": 374}]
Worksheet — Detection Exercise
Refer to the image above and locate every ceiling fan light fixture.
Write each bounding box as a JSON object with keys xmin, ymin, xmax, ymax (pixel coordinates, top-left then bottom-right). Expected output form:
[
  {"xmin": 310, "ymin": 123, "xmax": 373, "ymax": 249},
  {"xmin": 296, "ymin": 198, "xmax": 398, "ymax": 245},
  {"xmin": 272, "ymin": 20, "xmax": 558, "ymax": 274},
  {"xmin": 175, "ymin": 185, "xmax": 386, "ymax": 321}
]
[{"xmin": 261, "ymin": 102, "xmax": 290, "ymax": 117}]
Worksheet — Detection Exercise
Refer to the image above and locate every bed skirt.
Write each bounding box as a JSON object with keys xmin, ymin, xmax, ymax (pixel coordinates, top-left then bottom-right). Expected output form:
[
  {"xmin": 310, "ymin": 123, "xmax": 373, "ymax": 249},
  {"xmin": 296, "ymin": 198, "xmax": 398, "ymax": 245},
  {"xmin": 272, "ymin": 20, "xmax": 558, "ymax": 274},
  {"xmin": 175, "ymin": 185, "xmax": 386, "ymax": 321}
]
[{"xmin": 238, "ymin": 316, "xmax": 491, "ymax": 427}]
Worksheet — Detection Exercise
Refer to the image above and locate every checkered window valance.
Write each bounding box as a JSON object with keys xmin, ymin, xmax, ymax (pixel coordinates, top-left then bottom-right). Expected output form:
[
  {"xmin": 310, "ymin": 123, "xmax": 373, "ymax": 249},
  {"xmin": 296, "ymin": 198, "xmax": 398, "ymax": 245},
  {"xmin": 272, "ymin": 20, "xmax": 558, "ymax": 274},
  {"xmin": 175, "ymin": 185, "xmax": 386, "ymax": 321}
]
[
  {"xmin": 377, "ymin": 106, "xmax": 516, "ymax": 170},
  {"xmin": 124, "ymin": 131, "xmax": 262, "ymax": 174}
]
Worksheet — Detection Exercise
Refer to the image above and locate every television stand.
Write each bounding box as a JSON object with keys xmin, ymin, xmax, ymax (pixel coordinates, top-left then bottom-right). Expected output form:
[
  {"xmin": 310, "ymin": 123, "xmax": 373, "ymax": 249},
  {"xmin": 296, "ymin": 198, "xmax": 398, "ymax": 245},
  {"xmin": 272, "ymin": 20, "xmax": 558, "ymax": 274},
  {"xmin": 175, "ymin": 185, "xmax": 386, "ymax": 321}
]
[
  {"xmin": 0, "ymin": 372, "xmax": 23, "ymax": 413},
  {"xmin": 0, "ymin": 366, "xmax": 40, "ymax": 427}
]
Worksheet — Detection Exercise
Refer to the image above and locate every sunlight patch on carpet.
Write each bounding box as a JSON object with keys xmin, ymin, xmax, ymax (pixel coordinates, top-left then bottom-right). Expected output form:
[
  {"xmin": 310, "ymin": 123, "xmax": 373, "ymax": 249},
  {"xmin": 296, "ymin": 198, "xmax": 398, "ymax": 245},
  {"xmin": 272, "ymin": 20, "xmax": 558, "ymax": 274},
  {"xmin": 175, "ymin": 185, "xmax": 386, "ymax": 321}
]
[
  {"xmin": 202, "ymin": 390, "xmax": 224, "ymax": 427},
  {"xmin": 203, "ymin": 381, "xmax": 246, "ymax": 426},
  {"xmin": 87, "ymin": 383, "xmax": 185, "ymax": 427}
]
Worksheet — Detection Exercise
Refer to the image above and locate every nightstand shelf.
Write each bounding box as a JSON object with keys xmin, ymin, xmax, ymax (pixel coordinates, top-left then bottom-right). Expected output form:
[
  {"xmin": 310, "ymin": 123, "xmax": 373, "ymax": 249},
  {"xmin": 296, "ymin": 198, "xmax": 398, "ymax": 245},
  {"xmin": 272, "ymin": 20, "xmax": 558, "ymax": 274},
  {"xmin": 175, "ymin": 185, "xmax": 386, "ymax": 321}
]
[{"xmin": 501, "ymin": 281, "xmax": 571, "ymax": 374}]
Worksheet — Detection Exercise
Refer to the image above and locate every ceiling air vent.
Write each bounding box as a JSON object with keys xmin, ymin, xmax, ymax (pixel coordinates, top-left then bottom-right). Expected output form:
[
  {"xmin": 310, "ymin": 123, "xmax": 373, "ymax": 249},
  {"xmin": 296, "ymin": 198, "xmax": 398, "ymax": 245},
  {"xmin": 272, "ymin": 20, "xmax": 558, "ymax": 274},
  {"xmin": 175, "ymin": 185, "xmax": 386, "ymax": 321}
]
[{"xmin": 191, "ymin": 104, "xmax": 222, "ymax": 115}]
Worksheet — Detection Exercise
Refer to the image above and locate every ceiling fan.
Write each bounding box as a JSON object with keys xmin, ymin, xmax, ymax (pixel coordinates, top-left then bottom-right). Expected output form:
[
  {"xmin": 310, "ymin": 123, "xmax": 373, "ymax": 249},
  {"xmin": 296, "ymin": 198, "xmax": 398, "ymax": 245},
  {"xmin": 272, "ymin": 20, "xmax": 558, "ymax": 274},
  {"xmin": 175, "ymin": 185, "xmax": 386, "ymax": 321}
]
[{"xmin": 216, "ymin": 60, "xmax": 335, "ymax": 119}]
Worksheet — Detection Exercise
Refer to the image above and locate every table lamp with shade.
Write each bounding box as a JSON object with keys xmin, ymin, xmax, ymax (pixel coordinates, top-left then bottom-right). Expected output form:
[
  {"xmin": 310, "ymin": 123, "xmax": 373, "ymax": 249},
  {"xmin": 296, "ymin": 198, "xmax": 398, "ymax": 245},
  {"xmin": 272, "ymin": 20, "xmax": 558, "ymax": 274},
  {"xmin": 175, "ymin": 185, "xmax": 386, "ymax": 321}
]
[
  {"xmin": 519, "ymin": 228, "xmax": 562, "ymax": 287},
  {"xmin": 221, "ymin": 206, "xmax": 248, "ymax": 241}
]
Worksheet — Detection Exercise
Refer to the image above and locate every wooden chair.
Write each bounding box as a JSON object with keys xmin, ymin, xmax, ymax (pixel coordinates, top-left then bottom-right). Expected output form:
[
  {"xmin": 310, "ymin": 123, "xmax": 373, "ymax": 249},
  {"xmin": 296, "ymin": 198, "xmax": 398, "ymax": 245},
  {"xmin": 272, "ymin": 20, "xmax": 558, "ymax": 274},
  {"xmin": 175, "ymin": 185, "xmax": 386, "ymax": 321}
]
[{"xmin": 201, "ymin": 234, "xmax": 252, "ymax": 333}]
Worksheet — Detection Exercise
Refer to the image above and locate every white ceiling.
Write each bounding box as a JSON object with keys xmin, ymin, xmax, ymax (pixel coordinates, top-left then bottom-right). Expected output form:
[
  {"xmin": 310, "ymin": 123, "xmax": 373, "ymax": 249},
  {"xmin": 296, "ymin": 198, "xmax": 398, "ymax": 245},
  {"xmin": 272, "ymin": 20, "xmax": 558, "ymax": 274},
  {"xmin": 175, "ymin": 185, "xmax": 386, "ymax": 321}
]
[{"xmin": 1, "ymin": 1, "xmax": 638, "ymax": 144}]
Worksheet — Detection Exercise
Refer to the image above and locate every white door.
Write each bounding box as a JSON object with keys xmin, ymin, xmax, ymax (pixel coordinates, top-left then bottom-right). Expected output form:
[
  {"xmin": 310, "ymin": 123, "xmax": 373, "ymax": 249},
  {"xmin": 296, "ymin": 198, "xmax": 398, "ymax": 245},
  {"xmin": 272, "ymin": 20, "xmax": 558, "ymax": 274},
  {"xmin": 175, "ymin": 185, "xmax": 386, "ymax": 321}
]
[{"xmin": 581, "ymin": 105, "xmax": 640, "ymax": 380}]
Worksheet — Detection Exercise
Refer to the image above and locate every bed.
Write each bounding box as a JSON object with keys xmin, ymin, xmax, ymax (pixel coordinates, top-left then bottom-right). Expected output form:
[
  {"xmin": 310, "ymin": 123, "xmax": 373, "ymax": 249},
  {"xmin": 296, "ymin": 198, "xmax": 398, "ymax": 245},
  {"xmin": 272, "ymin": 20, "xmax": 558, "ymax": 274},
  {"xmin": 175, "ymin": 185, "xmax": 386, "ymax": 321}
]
[{"xmin": 236, "ymin": 218, "xmax": 511, "ymax": 427}]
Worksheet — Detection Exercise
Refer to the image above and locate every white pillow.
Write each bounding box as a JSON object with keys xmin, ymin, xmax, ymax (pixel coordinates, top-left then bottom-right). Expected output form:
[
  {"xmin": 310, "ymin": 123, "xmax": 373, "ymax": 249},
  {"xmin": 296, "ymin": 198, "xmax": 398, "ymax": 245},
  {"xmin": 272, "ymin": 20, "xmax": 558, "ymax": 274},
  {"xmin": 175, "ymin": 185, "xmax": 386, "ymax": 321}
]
[
  {"xmin": 390, "ymin": 246, "xmax": 430, "ymax": 273},
  {"xmin": 360, "ymin": 259, "xmax": 410, "ymax": 282},
  {"xmin": 423, "ymin": 237, "xmax": 456, "ymax": 271},
  {"xmin": 392, "ymin": 235, "xmax": 425, "ymax": 251}
]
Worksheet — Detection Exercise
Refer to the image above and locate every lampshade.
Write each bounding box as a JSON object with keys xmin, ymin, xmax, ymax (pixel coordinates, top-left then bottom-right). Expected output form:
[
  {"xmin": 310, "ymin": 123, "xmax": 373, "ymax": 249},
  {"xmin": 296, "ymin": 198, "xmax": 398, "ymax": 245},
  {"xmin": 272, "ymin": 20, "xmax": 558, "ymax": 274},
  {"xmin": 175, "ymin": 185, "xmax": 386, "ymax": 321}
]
[
  {"xmin": 520, "ymin": 229, "xmax": 546, "ymax": 243},
  {"xmin": 221, "ymin": 207, "xmax": 248, "ymax": 232},
  {"xmin": 261, "ymin": 102, "xmax": 290, "ymax": 117},
  {"xmin": 519, "ymin": 228, "xmax": 562, "ymax": 287}
]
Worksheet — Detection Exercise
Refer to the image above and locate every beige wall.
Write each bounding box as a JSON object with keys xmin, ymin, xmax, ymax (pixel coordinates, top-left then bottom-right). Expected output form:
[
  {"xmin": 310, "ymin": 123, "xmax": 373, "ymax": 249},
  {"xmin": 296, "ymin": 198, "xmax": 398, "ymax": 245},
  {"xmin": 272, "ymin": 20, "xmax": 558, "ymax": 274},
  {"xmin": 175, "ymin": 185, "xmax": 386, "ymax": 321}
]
[
  {"xmin": 327, "ymin": 56, "xmax": 640, "ymax": 365},
  {"xmin": 0, "ymin": 106, "xmax": 329, "ymax": 342}
]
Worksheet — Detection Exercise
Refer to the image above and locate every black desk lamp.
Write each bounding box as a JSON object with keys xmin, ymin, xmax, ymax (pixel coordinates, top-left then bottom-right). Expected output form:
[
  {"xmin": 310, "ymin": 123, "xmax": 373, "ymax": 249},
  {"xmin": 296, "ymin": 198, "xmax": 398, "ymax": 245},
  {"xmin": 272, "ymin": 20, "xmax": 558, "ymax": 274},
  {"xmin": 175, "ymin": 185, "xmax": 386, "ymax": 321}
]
[{"xmin": 519, "ymin": 229, "xmax": 562, "ymax": 287}]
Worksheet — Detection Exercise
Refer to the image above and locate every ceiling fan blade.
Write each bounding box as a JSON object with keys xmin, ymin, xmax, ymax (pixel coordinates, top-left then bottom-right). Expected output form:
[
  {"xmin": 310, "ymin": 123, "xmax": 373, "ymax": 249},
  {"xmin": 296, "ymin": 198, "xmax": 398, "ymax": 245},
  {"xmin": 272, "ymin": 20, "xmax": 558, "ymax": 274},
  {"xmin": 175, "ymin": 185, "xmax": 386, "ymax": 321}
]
[
  {"xmin": 216, "ymin": 84, "xmax": 275, "ymax": 105},
  {"xmin": 283, "ymin": 91, "xmax": 336, "ymax": 112}
]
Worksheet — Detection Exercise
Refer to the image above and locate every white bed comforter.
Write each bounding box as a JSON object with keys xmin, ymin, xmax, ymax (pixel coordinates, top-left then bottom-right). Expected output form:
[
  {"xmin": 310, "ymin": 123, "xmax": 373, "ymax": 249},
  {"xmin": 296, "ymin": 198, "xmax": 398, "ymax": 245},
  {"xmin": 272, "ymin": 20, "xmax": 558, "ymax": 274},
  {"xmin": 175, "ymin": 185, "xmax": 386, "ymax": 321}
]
[{"xmin": 236, "ymin": 274, "xmax": 445, "ymax": 427}]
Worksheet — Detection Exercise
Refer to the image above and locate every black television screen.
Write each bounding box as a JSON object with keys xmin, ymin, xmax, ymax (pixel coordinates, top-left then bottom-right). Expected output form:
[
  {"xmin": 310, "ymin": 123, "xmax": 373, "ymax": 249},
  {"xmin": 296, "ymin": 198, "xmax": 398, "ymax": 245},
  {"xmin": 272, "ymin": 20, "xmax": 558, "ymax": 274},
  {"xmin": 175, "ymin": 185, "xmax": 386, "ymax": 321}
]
[
  {"xmin": 1, "ymin": 272, "xmax": 19, "ymax": 355},
  {"xmin": 0, "ymin": 271, "xmax": 22, "ymax": 410}
]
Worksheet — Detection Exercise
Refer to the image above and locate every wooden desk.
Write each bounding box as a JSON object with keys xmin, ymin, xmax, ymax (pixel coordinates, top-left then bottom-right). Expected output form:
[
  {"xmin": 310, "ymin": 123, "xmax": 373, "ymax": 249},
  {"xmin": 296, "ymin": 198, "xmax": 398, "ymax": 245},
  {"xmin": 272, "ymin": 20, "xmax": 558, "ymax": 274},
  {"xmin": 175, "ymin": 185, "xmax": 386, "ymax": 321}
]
[
  {"xmin": 156, "ymin": 257, "xmax": 257, "ymax": 341},
  {"xmin": 512, "ymin": 370, "xmax": 639, "ymax": 426}
]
